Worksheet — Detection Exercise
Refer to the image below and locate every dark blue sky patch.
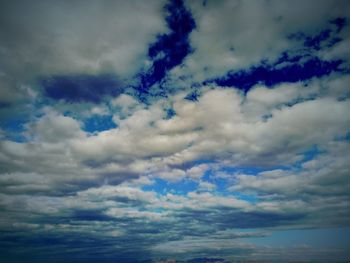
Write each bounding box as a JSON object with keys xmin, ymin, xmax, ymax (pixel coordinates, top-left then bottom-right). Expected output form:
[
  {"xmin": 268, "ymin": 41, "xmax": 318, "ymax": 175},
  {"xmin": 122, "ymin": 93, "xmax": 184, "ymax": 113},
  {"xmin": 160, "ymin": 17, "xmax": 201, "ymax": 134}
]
[
  {"xmin": 185, "ymin": 89, "xmax": 200, "ymax": 101},
  {"xmin": 303, "ymin": 29, "xmax": 332, "ymax": 50},
  {"xmin": 289, "ymin": 18, "xmax": 347, "ymax": 50},
  {"xmin": 83, "ymin": 115, "xmax": 116, "ymax": 133},
  {"xmin": 206, "ymin": 56, "xmax": 343, "ymax": 92},
  {"xmin": 139, "ymin": 0, "xmax": 196, "ymax": 91},
  {"xmin": 41, "ymin": 74, "xmax": 121, "ymax": 103},
  {"xmin": 336, "ymin": 132, "xmax": 350, "ymax": 141},
  {"xmin": 204, "ymin": 18, "xmax": 350, "ymax": 92},
  {"xmin": 165, "ymin": 108, "xmax": 176, "ymax": 119},
  {"xmin": 0, "ymin": 101, "xmax": 11, "ymax": 108},
  {"xmin": 71, "ymin": 210, "xmax": 114, "ymax": 222},
  {"xmin": 330, "ymin": 17, "xmax": 347, "ymax": 33}
]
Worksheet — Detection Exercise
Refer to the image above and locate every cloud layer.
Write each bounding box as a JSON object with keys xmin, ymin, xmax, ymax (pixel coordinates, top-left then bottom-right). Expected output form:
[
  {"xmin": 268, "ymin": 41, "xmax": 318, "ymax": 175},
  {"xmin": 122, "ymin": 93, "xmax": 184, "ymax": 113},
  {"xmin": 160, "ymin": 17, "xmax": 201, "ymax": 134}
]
[{"xmin": 1, "ymin": 0, "xmax": 350, "ymax": 262}]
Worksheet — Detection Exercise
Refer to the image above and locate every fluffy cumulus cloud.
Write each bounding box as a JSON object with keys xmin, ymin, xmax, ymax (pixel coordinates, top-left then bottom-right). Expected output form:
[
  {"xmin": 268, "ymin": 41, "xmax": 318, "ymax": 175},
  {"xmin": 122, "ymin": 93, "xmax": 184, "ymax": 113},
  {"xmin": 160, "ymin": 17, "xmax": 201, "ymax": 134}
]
[{"xmin": 1, "ymin": 0, "xmax": 350, "ymax": 262}]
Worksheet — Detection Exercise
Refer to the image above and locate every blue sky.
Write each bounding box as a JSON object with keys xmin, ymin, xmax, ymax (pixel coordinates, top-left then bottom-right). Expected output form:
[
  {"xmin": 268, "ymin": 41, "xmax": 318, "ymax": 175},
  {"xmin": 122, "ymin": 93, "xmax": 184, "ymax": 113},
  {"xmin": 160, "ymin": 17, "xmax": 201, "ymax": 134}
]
[{"xmin": 0, "ymin": 0, "xmax": 350, "ymax": 262}]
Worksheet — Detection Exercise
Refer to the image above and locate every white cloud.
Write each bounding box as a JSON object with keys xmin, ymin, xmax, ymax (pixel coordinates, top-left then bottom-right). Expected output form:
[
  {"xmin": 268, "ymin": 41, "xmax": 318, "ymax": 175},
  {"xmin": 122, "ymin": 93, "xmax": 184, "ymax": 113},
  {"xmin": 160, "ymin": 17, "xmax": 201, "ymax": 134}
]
[
  {"xmin": 106, "ymin": 207, "xmax": 167, "ymax": 221},
  {"xmin": 152, "ymin": 237, "xmax": 254, "ymax": 254},
  {"xmin": 127, "ymin": 175, "xmax": 155, "ymax": 187},
  {"xmin": 323, "ymin": 74, "xmax": 350, "ymax": 99},
  {"xmin": 78, "ymin": 185, "xmax": 157, "ymax": 203},
  {"xmin": 90, "ymin": 106, "xmax": 109, "ymax": 116},
  {"xmin": 0, "ymin": 0, "xmax": 168, "ymax": 80},
  {"xmin": 166, "ymin": 0, "xmax": 350, "ymax": 84},
  {"xmin": 230, "ymin": 169, "xmax": 300, "ymax": 194},
  {"xmin": 186, "ymin": 164, "xmax": 209, "ymax": 180},
  {"xmin": 157, "ymin": 169, "xmax": 186, "ymax": 182},
  {"xmin": 28, "ymin": 108, "xmax": 85, "ymax": 143},
  {"xmin": 198, "ymin": 180, "xmax": 216, "ymax": 191},
  {"xmin": 111, "ymin": 94, "xmax": 139, "ymax": 108},
  {"xmin": 2, "ymin": 85, "xmax": 349, "ymax": 192},
  {"xmin": 187, "ymin": 191, "xmax": 250, "ymax": 210}
]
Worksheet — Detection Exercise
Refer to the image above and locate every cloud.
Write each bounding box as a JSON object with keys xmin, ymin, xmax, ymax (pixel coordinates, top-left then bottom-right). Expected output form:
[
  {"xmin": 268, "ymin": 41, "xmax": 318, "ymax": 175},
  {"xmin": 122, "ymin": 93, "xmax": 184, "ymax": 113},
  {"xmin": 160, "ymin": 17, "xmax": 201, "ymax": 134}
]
[
  {"xmin": 2, "ymin": 83, "xmax": 349, "ymax": 192},
  {"xmin": 187, "ymin": 164, "xmax": 209, "ymax": 180},
  {"xmin": 28, "ymin": 108, "xmax": 85, "ymax": 142},
  {"xmin": 139, "ymin": 0, "xmax": 196, "ymax": 90},
  {"xmin": 174, "ymin": 0, "xmax": 350, "ymax": 83},
  {"xmin": 78, "ymin": 185, "xmax": 157, "ymax": 203},
  {"xmin": 1, "ymin": 1, "xmax": 350, "ymax": 262},
  {"xmin": 0, "ymin": 0, "xmax": 167, "ymax": 80},
  {"xmin": 157, "ymin": 169, "xmax": 187, "ymax": 182}
]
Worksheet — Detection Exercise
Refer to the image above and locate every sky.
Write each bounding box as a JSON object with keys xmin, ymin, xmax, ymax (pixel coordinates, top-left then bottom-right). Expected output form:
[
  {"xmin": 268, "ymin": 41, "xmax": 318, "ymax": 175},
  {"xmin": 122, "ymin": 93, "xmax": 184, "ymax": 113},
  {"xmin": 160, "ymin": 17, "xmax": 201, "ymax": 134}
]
[{"xmin": 0, "ymin": 0, "xmax": 350, "ymax": 262}]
